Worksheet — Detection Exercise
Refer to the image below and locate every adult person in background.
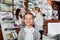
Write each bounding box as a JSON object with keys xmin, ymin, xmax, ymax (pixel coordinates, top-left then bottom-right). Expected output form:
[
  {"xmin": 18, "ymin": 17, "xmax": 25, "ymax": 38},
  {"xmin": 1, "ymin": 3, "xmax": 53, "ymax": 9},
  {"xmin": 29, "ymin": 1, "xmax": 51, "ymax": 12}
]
[
  {"xmin": 14, "ymin": 8, "xmax": 23, "ymax": 27},
  {"xmin": 34, "ymin": 7, "xmax": 44, "ymax": 40}
]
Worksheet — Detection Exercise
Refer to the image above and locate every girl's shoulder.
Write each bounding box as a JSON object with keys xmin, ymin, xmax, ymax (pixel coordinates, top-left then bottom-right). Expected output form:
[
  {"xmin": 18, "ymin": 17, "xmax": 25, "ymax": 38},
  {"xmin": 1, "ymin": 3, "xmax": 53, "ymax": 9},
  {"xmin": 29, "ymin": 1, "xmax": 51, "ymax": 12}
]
[{"xmin": 18, "ymin": 28, "xmax": 26, "ymax": 34}]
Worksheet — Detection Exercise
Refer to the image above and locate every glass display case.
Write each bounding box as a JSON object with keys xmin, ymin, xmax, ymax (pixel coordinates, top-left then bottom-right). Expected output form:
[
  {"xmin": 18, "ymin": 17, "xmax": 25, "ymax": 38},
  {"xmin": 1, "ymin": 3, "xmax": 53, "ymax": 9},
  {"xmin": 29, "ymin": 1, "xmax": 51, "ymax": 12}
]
[
  {"xmin": 0, "ymin": 0, "xmax": 12, "ymax": 11},
  {"xmin": 14, "ymin": 0, "xmax": 24, "ymax": 10},
  {"xmin": 0, "ymin": 0, "xmax": 25, "ymax": 40},
  {"xmin": 28, "ymin": 0, "xmax": 44, "ymax": 10},
  {"xmin": 0, "ymin": 0, "xmax": 25, "ymax": 14}
]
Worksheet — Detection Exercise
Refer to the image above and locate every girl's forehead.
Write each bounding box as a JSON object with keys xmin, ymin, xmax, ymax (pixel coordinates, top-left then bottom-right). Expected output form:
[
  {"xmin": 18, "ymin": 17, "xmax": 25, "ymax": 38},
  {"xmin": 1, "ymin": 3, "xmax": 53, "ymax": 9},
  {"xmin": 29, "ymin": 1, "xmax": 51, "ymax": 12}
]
[
  {"xmin": 25, "ymin": 14, "xmax": 32, "ymax": 17},
  {"xmin": 25, "ymin": 14, "xmax": 33, "ymax": 18}
]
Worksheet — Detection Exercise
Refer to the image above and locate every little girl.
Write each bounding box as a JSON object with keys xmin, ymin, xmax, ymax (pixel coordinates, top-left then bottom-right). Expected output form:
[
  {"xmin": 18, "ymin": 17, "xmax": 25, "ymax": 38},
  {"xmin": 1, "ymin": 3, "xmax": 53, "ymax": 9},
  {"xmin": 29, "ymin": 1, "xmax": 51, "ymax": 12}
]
[{"xmin": 18, "ymin": 13, "xmax": 40, "ymax": 40}]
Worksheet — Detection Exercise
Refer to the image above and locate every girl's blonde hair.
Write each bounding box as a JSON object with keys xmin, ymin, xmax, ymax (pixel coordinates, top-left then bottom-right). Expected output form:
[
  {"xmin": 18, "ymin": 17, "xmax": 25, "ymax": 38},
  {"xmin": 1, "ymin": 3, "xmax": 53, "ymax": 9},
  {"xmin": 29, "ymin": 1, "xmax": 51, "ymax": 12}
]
[{"xmin": 23, "ymin": 12, "xmax": 35, "ymax": 19}]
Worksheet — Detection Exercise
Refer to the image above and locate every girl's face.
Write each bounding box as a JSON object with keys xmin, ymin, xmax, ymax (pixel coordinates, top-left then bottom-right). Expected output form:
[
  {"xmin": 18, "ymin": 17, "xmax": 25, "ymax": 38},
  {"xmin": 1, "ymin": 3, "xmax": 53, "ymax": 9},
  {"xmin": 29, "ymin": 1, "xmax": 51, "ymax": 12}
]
[{"xmin": 24, "ymin": 14, "xmax": 34, "ymax": 26}]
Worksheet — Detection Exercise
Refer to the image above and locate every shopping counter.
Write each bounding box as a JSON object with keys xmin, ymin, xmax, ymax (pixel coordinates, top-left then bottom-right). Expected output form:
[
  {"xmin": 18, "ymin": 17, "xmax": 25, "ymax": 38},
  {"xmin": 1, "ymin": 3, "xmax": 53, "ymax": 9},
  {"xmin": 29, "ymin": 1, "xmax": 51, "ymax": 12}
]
[{"xmin": 44, "ymin": 20, "xmax": 60, "ymax": 36}]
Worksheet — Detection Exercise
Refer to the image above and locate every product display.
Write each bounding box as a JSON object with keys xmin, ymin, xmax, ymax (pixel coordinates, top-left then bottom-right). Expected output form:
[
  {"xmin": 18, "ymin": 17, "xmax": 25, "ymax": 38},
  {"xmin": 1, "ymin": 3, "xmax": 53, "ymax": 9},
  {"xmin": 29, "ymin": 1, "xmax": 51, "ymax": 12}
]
[
  {"xmin": 0, "ymin": 0, "xmax": 24, "ymax": 12},
  {"xmin": 14, "ymin": 0, "xmax": 24, "ymax": 10},
  {"xmin": 0, "ymin": 1, "xmax": 23, "ymax": 40},
  {"xmin": 0, "ymin": 0, "xmax": 12, "ymax": 11},
  {"xmin": 6, "ymin": 32, "xmax": 17, "ymax": 40},
  {"xmin": 0, "ymin": 12, "xmax": 19, "ymax": 40}
]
